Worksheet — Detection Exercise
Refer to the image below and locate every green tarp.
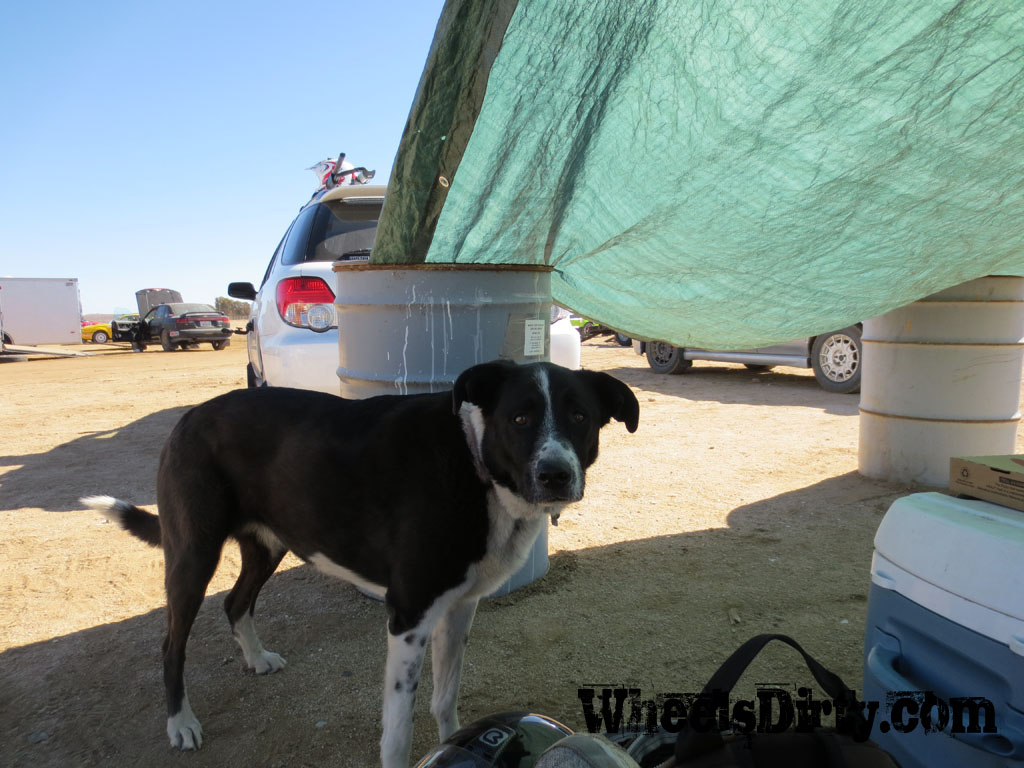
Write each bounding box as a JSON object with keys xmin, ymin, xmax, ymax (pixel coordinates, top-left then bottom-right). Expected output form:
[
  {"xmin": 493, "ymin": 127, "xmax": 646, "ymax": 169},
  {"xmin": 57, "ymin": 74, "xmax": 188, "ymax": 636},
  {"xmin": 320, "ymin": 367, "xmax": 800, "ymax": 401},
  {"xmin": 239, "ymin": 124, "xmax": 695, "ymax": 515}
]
[{"xmin": 374, "ymin": 0, "xmax": 1024, "ymax": 349}]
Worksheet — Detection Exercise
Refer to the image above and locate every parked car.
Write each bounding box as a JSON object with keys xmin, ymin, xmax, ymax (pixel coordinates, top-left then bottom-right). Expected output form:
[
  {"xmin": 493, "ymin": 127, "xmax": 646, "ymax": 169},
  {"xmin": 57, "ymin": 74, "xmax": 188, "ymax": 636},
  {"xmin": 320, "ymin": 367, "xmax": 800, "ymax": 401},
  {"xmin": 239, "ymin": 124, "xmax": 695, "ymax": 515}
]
[
  {"xmin": 570, "ymin": 315, "xmax": 632, "ymax": 345},
  {"xmin": 107, "ymin": 292, "xmax": 184, "ymax": 343},
  {"xmin": 632, "ymin": 325, "xmax": 863, "ymax": 393},
  {"xmin": 230, "ymin": 184, "xmax": 581, "ymax": 394},
  {"xmin": 110, "ymin": 313, "xmax": 140, "ymax": 342},
  {"xmin": 137, "ymin": 303, "xmax": 232, "ymax": 351},
  {"xmin": 81, "ymin": 320, "xmax": 112, "ymax": 344}
]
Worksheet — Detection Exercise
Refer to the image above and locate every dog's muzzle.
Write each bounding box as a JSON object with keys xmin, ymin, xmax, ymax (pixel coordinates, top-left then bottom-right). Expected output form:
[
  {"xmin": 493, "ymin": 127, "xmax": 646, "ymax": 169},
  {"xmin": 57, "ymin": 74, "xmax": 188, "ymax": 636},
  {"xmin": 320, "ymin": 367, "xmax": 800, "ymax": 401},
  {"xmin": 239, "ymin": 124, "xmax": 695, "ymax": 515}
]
[{"xmin": 532, "ymin": 458, "xmax": 582, "ymax": 503}]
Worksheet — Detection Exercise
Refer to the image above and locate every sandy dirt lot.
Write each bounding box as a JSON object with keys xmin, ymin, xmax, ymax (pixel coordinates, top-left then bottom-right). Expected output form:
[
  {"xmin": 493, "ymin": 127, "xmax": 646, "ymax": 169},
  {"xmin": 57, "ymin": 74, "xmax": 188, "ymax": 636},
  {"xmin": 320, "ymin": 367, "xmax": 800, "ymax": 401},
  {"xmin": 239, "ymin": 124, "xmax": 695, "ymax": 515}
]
[{"xmin": 2, "ymin": 337, "xmax": 1014, "ymax": 766}]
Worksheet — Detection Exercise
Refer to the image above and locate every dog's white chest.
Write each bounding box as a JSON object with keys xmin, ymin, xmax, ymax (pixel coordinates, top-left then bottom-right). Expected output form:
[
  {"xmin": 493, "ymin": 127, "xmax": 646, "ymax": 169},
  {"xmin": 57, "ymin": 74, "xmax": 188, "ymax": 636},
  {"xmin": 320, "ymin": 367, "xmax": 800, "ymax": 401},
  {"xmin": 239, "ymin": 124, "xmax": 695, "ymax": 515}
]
[{"xmin": 465, "ymin": 494, "xmax": 548, "ymax": 599}]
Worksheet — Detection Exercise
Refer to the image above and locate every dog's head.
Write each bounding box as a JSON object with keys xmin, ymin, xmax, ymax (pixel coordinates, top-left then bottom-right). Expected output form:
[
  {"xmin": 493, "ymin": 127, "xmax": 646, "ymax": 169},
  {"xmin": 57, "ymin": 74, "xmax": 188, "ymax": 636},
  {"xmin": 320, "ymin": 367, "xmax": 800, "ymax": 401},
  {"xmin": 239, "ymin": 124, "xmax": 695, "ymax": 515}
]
[{"xmin": 453, "ymin": 361, "xmax": 639, "ymax": 510}]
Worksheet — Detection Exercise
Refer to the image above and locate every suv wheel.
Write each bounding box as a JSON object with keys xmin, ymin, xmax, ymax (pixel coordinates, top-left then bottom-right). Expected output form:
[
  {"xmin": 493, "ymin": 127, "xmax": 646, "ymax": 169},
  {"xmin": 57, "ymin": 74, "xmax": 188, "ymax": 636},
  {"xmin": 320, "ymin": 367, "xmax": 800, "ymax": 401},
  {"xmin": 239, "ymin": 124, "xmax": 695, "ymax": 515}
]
[
  {"xmin": 811, "ymin": 326, "xmax": 862, "ymax": 393},
  {"xmin": 212, "ymin": 340, "xmax": 228, "ymax": 351},
  {"xmin": 646, "ymin": 342, "xmax": 692, "ymax": 374},
  {"xmin": 246, "ymin": 362, "xmax": 265, "ymax": 388},
  {"xmin": 160, "ymin": 331, "xmax": 176, "ymax": 352},
  {"xmin": 91, "ymin": 330, "xmax": 109, "ymax": 344}
]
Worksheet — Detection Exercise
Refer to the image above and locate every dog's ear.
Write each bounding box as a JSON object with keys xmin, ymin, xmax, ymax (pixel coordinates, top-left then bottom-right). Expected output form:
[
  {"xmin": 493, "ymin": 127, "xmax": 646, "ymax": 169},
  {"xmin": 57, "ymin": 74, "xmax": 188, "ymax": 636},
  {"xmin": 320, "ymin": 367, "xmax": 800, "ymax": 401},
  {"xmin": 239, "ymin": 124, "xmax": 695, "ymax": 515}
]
[
  {"xmin": 453, "ymin": 359, "xmax": 518, "ymax": 415},
  {"xmin": 576, "ymin": 370, "xmax": 640, "ymax": 433}
]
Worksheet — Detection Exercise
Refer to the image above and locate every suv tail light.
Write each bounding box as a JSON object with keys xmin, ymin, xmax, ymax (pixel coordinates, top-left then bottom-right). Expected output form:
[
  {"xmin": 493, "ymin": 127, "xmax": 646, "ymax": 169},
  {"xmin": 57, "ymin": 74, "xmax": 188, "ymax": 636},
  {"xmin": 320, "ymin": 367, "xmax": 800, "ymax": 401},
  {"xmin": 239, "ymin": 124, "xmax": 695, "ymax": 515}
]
[{"xmin": 276, "ymin": 277, "xmax": 336, "ymax": 331}]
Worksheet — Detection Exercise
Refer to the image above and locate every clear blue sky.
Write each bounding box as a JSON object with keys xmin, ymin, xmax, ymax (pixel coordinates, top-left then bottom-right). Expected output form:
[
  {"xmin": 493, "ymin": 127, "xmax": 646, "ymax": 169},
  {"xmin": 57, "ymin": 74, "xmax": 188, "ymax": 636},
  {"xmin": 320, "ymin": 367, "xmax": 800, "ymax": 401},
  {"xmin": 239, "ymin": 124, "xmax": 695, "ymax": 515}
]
[{"xmin": 0, "ymin": 0, "xmax": 446, "ymax": 314}]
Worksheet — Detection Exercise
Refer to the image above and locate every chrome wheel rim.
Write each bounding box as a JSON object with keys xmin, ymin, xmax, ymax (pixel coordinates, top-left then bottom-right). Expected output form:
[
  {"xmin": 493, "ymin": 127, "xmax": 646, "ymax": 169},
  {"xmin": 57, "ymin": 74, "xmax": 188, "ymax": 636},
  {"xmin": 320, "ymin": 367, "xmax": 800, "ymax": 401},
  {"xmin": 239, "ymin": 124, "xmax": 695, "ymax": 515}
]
[
  {"xmin": 819, "ymin": 334, "xmax": 859, "ymax": 382},
  {"xmin": 649, "ymin": 342, "xmax": 675, "ymax": 365}
]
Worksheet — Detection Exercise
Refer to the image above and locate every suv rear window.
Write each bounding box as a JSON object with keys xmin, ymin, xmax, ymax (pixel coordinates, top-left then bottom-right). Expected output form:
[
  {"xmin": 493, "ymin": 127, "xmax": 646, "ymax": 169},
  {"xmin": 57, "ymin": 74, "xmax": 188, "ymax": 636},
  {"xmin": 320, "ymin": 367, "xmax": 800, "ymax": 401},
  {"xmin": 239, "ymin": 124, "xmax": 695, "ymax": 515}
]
[{"xmin": 284, "ymin": 199, "xmax": 382, "ymax": 264}]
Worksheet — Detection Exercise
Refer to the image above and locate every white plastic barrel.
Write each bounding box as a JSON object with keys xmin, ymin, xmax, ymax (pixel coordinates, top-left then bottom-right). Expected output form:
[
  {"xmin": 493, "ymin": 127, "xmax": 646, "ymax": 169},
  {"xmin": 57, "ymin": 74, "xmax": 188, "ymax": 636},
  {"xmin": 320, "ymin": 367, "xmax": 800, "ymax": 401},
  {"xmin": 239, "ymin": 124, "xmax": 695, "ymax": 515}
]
[
  {"xmin": 859, "ymin": 276, "xmax": 1024, "ymax": 486},
  {"xmin": 332, "ymin": 262, "xmax": 554, "ymax": 596}
]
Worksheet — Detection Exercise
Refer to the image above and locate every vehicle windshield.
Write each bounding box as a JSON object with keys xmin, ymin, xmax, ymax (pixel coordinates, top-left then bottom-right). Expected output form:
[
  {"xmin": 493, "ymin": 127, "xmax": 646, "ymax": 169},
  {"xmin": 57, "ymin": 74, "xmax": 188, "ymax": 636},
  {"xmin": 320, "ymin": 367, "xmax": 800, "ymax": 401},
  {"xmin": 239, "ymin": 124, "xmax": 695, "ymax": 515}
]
[{"xmin": 306, "ymin": 199, "xmax": 382, "ymax": 262}]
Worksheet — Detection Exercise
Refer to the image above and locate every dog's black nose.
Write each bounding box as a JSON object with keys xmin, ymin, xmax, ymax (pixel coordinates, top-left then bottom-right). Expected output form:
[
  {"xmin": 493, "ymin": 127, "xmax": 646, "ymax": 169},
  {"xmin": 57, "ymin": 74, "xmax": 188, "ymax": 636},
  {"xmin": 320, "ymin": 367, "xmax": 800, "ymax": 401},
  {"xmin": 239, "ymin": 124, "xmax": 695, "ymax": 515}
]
[{"xmin": 537, "ymin": 460, "xmax": 572, "ymax": 494}]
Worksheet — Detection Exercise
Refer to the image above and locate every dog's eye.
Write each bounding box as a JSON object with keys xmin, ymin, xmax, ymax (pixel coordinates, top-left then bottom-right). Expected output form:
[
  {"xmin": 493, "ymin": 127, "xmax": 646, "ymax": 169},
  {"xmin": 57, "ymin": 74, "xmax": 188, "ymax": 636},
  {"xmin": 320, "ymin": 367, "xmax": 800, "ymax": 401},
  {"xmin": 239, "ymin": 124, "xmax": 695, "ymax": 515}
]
[
  {"xmin": 513, "ymin": 414, "xmax": 530, "ymax": 427},
  {"xmin": 572, "ymin": 411, "xmax": 586, "ymax": 424}
]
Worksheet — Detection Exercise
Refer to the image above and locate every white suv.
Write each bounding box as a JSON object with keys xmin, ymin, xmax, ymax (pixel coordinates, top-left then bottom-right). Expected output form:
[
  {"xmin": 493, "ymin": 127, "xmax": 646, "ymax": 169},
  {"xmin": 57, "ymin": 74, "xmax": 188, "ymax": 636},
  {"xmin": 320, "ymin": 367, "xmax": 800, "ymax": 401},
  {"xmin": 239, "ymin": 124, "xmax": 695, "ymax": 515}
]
[
  {"xmin": 229, "ymin": 183, "xmax": 384, "ymax": 393},
  {"xmin": 230, "ymin": 185, "xmax": 580, "ymax": 394}
]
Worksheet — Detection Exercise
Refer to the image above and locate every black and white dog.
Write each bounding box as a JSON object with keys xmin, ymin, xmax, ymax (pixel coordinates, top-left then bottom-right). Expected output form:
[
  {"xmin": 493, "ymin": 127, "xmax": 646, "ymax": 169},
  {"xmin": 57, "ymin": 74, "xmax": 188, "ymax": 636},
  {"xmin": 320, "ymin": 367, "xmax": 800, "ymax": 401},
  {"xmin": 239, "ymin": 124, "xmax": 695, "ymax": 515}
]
[{"xmin": 82, "ymin": 360, "xmax": 638, "ymax": 767}]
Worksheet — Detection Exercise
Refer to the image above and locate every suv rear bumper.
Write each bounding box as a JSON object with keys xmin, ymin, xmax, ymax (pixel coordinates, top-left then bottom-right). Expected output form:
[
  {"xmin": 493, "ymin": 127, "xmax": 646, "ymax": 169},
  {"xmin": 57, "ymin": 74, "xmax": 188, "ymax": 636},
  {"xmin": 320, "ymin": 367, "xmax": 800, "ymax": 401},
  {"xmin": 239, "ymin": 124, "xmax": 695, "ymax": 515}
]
[{"xmin": 257, "ymin": 328, "xmax": 340, "ymax": 394}]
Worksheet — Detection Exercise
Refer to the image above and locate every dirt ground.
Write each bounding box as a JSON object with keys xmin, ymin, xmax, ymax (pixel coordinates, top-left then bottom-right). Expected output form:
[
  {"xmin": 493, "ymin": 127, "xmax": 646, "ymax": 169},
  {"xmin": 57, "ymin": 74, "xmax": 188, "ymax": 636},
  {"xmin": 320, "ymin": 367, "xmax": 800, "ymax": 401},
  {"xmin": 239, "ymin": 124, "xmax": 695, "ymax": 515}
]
[{"xmin": 2, "ymin": 337, "xmax": 1015, "ymax": 766}]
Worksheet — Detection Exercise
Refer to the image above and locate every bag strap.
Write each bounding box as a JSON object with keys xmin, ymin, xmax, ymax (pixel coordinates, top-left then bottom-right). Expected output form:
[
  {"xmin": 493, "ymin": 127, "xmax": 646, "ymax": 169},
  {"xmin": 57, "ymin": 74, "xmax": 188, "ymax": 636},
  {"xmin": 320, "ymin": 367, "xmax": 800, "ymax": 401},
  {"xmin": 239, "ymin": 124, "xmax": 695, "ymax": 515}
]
[
  {"xmin": 675, "ymin": 634, "xmax": 868, "ymax": 762},
  {"xmin": 700, "ymin": 634, "xmax": 854, "ymax": 699}
]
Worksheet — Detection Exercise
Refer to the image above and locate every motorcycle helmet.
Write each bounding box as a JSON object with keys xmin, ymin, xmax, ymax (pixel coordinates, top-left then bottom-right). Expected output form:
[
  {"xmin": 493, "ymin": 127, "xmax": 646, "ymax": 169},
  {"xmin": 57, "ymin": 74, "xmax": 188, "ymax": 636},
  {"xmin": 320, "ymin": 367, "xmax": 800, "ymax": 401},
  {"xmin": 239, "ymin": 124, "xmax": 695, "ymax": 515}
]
[
  {"xmin": 414, "ymin": 712, "xmax": 573, "ymax": 767},
  {"xmin": 534, "ymin": 733, "xmax": 642, "ymax": 767}
]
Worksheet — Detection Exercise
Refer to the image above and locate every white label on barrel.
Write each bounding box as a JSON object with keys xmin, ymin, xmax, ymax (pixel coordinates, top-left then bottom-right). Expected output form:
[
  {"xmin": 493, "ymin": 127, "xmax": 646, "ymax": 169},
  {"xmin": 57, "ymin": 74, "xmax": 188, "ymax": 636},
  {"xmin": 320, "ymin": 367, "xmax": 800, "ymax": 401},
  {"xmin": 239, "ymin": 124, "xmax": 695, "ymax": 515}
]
[{"xmin": 523, "ymin": 319, "xmax": 546, "ymax": 356}]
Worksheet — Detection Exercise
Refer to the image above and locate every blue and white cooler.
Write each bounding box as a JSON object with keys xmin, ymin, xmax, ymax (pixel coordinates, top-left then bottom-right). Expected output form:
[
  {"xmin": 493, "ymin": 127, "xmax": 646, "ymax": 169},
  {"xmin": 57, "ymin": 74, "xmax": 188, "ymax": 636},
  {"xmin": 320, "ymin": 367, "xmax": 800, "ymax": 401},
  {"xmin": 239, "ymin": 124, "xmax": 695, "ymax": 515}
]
[{"xmin": 863, "ymin": 492, "xmax": 1024, "ymax": 766}]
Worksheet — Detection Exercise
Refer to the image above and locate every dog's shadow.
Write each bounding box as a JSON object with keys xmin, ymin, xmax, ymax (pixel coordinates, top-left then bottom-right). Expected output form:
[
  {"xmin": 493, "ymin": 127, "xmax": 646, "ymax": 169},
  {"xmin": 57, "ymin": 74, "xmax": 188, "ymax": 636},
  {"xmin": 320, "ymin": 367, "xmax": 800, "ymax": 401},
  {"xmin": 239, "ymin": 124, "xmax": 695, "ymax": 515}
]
[{"xmin": 0, "ymin": 407, "xmax": 187, "ymax": 513}]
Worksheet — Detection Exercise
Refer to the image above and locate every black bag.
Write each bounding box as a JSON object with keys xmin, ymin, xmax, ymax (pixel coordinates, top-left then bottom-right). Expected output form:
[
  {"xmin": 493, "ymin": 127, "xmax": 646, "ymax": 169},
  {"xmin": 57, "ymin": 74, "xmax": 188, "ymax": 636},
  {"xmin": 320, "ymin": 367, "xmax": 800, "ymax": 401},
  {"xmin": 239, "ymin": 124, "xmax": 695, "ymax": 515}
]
[{"xmin": 648, "ymin": 634, "xmax": 900, "ymax": 767}]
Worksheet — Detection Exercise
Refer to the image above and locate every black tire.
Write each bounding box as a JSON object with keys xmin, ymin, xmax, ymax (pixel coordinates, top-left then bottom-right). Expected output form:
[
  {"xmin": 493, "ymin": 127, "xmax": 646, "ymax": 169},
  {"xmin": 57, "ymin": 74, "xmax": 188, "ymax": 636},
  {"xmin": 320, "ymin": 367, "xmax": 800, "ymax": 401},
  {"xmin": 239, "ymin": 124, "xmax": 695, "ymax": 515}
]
[
  {"xmin": 811, "ymin": 326, "xmax": 862, "ymax": 393},
  {"xmin": 613, "ymin": 333, "xmax": 631, "ymax": 347},
  {"xmin": 91, "ymin": 330, "xmax": 109, "ymax": 344},
  {"xmin": 212, "ymin": 340, "xmax": 228, "ymax": 350},
  {"xmin": 246, "ymin": 362, "xmax": 267, "ymax": 388},
  {"xmin": 580, "ymin": 321, "xmax": 599, "ymax": 341},
  {"xmin": 160, "ymin": 330, "xmax": 176, "ymax": 352},
  {"xmin": 645, "ymin": 342, "xmax": 691, "ymax": 374}
]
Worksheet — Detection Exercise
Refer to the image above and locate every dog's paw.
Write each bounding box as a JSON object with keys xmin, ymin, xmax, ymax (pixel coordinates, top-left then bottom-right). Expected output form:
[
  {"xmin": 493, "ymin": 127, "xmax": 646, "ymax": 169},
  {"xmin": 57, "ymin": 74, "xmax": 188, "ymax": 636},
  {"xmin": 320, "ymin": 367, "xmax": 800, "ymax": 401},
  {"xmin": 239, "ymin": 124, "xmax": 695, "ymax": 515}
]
[
  {"xmin": 167, "ymin": 710, "xmax": 203, "ymax": 750},
  {"xmin": 250, "ymin": 650, "xmax": 286, "ymax": 675}
]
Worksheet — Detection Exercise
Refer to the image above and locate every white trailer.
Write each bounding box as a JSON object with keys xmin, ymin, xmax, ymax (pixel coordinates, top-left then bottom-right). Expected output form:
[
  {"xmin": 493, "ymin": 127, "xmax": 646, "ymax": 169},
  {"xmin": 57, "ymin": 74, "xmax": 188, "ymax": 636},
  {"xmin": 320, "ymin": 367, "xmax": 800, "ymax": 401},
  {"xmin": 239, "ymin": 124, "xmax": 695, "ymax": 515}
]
[{"xmin": 0, "ymin": 277, "xmax": 82, "ymax": 346}]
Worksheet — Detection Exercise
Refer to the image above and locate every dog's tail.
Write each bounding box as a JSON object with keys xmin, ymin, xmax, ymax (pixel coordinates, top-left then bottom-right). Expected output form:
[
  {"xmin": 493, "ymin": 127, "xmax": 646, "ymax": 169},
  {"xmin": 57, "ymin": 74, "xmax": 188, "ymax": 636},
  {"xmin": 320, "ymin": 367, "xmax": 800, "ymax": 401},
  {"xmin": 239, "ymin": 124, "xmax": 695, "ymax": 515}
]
[{"xmin": 81, "ymin": 495, "xmax": 162, "ymax": 547}]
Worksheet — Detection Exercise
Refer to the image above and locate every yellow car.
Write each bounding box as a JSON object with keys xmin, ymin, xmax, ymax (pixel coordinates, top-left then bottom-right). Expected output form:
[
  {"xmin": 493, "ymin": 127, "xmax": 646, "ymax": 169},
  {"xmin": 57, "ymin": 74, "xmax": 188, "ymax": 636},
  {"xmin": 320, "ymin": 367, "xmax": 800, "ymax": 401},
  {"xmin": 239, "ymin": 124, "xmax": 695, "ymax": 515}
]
[{"xmin": 81, "ymin": 321, "xmax": 112, "ymax": 344}]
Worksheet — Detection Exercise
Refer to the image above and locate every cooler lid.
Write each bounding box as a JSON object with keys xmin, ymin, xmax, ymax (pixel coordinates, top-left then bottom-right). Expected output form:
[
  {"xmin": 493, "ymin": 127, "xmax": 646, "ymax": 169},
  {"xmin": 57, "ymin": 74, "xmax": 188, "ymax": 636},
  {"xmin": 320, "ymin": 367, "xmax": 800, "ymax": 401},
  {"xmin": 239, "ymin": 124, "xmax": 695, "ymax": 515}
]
[{"xmin": 872, "ymin": 492, "xmax": 1024, "ymax": 645}]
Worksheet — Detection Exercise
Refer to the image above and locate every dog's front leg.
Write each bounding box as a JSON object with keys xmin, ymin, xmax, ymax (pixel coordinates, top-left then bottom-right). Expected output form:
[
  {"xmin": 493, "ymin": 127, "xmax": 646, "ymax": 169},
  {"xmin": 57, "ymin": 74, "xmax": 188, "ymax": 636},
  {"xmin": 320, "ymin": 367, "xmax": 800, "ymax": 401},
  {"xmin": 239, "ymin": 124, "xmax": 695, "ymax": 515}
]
[
  {"xmin": 380, "ymin": 625, "xmax": 429, "ymax": 768},
  {"xmin": 430, "ymin": 598, "xmax": 478, "ymax": 741}
]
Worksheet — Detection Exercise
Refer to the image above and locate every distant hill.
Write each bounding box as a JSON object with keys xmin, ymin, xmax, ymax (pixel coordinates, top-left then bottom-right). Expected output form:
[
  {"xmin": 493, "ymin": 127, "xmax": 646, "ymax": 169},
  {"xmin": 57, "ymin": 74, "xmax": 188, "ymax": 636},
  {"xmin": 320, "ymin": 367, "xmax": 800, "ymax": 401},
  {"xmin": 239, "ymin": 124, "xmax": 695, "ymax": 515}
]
[{"xmin": 82, "ymin": 314, "xmax": 115, "ymax": 323}]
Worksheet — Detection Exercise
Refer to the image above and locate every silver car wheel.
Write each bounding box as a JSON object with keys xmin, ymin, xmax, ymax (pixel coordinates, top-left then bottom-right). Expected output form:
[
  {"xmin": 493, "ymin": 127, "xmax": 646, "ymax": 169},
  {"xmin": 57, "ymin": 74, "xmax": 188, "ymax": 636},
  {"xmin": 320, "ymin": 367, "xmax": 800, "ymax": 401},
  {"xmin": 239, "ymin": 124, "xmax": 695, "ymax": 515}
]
[
  {"xmin": 817, "ymin": 333, "xmax": 859, "ymax": 382},
  {"xmin": 645, "ymin": 341, "xmax": 691, "ymax": 375},
  {"xmin": 649, "ymin": 341, "xmax": 675, "ymax": 366}
]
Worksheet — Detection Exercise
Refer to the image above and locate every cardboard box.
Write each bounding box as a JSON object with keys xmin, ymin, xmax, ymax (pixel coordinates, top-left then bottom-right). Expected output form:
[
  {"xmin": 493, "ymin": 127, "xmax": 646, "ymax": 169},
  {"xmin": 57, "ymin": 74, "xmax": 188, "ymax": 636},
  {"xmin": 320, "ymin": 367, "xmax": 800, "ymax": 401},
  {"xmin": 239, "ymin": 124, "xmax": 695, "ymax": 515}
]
[{"xmin": 949, "ymin": 455, "xmax": 1024, "ymax": 513}]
